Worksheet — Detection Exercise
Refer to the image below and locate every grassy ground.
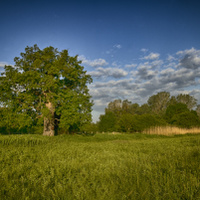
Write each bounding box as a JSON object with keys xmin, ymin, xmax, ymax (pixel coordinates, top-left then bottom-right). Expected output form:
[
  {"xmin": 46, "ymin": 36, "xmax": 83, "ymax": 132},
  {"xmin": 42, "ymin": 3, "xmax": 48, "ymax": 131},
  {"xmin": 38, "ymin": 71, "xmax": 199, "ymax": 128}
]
[{"xmin": 0, "ymin": 133, "xmax": 200, "ymax": 200}]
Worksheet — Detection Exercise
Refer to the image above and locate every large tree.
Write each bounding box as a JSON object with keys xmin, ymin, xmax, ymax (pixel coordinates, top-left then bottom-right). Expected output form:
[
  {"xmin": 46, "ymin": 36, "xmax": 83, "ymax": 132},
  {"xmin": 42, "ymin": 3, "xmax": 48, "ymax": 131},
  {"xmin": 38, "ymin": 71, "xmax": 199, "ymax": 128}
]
[{"xmin": 0, "ymin": 45, "xmax": 93, "ymax": 136}]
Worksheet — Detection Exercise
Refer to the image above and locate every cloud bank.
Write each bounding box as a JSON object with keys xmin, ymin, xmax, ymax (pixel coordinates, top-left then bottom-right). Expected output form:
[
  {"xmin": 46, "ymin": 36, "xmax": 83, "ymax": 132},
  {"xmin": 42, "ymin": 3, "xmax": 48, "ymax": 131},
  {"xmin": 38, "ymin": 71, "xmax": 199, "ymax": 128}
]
[
  {"xmin": 78, "ymin": 55, "xmax": 108, "ymax": 67},
  {"xmin": 85, "ymin": 48, "xmax": 200, "ymax": 121}
]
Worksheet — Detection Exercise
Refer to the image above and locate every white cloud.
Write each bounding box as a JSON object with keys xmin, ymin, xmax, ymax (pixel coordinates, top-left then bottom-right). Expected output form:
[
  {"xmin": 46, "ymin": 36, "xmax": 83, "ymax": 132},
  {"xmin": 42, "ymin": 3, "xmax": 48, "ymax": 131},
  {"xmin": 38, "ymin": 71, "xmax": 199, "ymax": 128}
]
[
  {"xmin": 167, "ymin": 55, "xmax": 176, "ymax": 61},
  {"xmin": 177, "ymin": 48, "xmax": 200, "ymax": 69},
  {"xmin": 112, "ymin": 62, "xmax": 121, "ymax": 68},
  {"xmin": 94, "ymin": 79, "xmax": 136, "ymax": 90},
  {"xmin": 151, "ymin": 59, "xmax": 163, "ymax": 68},
  {"xmin": 89, "ymin": 67, "xmax": 128, "ymax": 78},
  {"xmin": 176, "ymin": 47, "xmax": 197, "ymax": 55},
  {"xmin": 88, "ymin": 59, "xmax": 108, "ymax": 67},
  {"xmin": 135, "ymin": 64, "xmax": 158, "ymax": 80},
  {"xmin": 125, "ymin": 63, "xmax": 137, "ymax": 68},
  {"xmin": 113, "ymin": 44, "xmax": 122, "ymax": 49},
  {"xmin": 142, "ymin": 52, "xmax": 160, "ymax": 60},
  {"xmin": 89, "ymin": 79, "xmax": 140, "ymax": 113},
  {"xmin": 78, "ymin": 55, "xmax": 108, "ymax": 67},
  {"xmin": 163, "ymin": 62, "xmax": 177, "ymax": 68},
  {"xmin": 141, "ymin": 48, "xmax": 148, "ymax": 53},
  {"xmin": 160, "ymin": 68, "xmax": 175, "ymax": 75},
  {"xmin": 0, "ymin": 62, "xmax": 8, "ymax": 68}
]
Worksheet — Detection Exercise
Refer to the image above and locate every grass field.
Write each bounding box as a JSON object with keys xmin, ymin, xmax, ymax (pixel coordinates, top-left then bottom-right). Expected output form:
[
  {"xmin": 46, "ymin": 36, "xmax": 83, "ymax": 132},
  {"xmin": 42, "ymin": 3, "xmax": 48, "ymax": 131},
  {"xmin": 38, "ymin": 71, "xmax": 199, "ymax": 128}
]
[{"xmin": 0, "ymin": 133, "xmax": 200, "ymax": 200}]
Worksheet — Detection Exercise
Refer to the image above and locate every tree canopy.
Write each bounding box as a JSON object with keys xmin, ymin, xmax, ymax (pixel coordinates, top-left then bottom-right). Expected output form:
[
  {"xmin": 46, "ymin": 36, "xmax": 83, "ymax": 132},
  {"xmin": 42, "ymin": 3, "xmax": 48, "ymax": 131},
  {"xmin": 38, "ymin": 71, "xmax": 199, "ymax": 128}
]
[
  {"xmin": 147, "ymin": 91, "xmax": 170, "ymax": 114},
  {"xmin": 98, "ymin": 92, "xmax": 200, "ymax": 133},
  {"xmin": 0, "ymin": 45, "xmax": 93, "ymax": 135}
]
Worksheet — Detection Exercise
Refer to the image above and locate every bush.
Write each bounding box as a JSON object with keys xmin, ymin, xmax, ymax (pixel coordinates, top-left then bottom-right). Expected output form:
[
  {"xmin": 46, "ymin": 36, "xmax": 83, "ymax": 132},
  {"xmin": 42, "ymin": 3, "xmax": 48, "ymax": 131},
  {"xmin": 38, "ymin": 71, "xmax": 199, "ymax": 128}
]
[
  {"xmin": 118, "ymin": 114, "xmax": 166, "ymax": 133},
  {"xmin": 175, "ymin": 111, "xmax": 200, "ymax": 128},
  {"xmin": 165, "ymin": 103, "xmax": 200, "ymax": 128},
  {"xmin": 81, "ymin": 123, "xmax": 98, "ymax": 134},
  {"xmin": 165, "ymin": 103, "xmax": 188, "ymax": 124},
  {"xmin": 118, "ymin": 113, "xmax": 138, "ymax": 132},
  {"xmin": 137, "ymin": 114, "xmax": 167, "ymax": 131}
]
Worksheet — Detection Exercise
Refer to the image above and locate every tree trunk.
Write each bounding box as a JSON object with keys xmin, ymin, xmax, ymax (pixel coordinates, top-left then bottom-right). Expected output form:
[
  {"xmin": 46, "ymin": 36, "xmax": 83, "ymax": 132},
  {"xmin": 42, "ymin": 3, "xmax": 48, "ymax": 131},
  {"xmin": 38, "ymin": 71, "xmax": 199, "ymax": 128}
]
[{"xmin": 43, "ymin": 101, "xmax": 55, "ymax": 136}]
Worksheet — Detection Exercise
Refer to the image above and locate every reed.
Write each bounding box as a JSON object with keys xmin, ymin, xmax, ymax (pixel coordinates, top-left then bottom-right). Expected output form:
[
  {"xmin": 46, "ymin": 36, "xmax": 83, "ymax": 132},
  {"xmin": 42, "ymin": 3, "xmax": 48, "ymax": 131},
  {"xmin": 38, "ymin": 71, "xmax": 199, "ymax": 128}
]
[{"xmin": 143, "ymin": 126, "xmax": 200, "ymax": 136}]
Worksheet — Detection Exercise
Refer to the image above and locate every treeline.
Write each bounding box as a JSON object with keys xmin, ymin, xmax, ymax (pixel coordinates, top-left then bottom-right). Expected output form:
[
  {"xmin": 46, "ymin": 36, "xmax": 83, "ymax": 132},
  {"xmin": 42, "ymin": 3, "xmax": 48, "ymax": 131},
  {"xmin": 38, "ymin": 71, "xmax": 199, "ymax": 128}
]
[{"xmin": 96, "ymin": 92, "xmax": 200, "ymax": 133}]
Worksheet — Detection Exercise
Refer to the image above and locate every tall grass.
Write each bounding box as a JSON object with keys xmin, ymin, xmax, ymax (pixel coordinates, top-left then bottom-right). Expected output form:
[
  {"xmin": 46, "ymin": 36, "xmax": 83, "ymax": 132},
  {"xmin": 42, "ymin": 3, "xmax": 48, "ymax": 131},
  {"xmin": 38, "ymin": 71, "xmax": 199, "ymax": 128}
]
[
  {"xmin": 0, "ymin": 135, "xmax": 48, "ymax": 146},
  {"xmin": 0, "ymin": 133, "xmax": 200, "ymax": 199},
  {"xmin": 143, "ymin": 126, "xmax": 200, "ymax": 136}
]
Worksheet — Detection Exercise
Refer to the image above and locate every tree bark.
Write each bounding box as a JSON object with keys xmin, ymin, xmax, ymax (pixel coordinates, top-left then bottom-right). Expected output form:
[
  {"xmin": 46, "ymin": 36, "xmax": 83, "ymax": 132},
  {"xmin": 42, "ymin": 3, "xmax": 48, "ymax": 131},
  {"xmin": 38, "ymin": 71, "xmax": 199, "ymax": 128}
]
[{"xmin": 43, "ymin": 101, "xmax": 55, "ymax": 136}]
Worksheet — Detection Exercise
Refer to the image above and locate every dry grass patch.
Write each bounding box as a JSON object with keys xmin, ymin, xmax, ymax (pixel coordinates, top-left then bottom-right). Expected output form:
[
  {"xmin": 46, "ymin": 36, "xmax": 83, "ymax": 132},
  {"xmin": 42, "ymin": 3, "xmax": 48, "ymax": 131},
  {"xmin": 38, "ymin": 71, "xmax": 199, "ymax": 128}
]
[{"xmin": 143, "ymin": 126, "xmax": 200, "ymax": 136}]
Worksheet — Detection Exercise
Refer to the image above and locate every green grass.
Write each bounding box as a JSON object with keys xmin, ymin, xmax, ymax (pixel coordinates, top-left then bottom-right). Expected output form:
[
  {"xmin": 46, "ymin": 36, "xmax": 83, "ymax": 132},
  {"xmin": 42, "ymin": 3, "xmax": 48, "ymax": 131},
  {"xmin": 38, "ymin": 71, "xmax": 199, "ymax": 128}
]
[{"xmin": 0, "ymin": 133, "xmax": 200, "ymax": 200}]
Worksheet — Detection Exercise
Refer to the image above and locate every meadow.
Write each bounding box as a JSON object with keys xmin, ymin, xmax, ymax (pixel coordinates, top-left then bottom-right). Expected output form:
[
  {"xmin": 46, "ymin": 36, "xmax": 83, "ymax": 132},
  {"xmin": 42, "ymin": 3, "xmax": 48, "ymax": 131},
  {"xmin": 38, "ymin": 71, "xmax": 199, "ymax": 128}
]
[{"xmin": 0, "ymin": 133, "xmax": 200, "ymax": 200}]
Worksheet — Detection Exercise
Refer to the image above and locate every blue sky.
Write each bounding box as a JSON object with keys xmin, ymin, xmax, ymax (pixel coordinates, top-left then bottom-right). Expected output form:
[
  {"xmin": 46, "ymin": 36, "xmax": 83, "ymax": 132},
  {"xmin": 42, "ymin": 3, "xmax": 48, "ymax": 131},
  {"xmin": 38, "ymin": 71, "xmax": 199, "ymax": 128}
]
[{"xmin": 1, "ymin": 0, "xmax": 200, "ymax": 122}]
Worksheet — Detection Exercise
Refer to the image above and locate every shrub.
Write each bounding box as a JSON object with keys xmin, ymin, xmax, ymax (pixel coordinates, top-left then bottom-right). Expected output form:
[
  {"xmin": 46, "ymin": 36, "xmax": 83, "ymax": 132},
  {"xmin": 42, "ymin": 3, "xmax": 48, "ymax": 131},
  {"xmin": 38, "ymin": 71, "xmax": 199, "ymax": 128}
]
[
  {"xmin": 118, "ymin": 114, "xmax": 166, "ymax": 133},
  {"xmin": 175, "ymin": 111, "xmax": 200, "ymax": 128},
  {"xmin": 165, "ymin": 103, "xmax": 200, "ymax": 128}
]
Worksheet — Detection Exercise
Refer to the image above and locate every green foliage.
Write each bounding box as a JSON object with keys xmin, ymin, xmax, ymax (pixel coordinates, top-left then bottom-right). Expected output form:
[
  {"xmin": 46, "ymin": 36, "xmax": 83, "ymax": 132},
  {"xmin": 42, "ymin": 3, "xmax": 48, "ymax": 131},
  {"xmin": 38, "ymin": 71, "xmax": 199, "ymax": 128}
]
[
  {"xmin": 175, "ymin": 110, "xmax": 200, "ymax": 128},
  {"xmin": 0, "ymin": 45, "xmax": 93, "ymax": 135},
  {"xmin": 0, "ymin": 107, "xmax": 33, "ymax": 134},
  {"xmin": 147, "ymin": 91, "xmax": 170, "ymax": 114},
  {"xmin": 176, "ymin": 93, "xmax": 197, "ymax": 110},
  {"xmin": 137, "ymin": 114, "xmax": 167, "ymax": 131},
  {"xmin": 98, "ymin": 92, "xmax": 198, "ymax": 133},
  {"xmin": 165, "ymin": 103, "xmax": 189, "ymax": 124},
  {"xmin": 118, "ymin": 113, "xmax": 136, "ymax": 132},
  {"xmin": 196, "ymin": 104, "xmax": 200, "ymax": 117},
  {"xmin": 81, "ymin": 123, "xmax": 98, "ymax": 134},
  {"xmin": 137, "ymin": 103, "xmax": 151, "ymax": 115},
  {"xmin": 98, "ymin": 112, "xmax": 117, "ymax": 132},
  {"xmin": 165, "ymin": 103, "xmax": 200, "ymax": 128},
  {"xmin": 0, "ymin": 134, "xmax": 199, "ymax": 199},
  {"xmin": 118, "ymin": 114, "xmax": 166, "ymax": 133}
]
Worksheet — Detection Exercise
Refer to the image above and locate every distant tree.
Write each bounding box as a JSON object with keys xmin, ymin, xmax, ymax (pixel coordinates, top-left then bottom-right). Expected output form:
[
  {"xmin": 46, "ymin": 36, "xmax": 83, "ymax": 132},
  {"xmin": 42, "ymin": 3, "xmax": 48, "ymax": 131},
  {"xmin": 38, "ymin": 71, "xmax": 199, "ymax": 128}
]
[
  {"xmin": 81, "ymin": 122, "xmax": 98, "ymax": 134},
  {"xmin": 148, "ymin": 91, "xmax": 170, "ymax": 114},
  {"xmin": 176, "ymin": 94, "xmax": 197, "ymax": 110},
  {"xmin": 138, "ymin": 103, "xmax": 151, "ymax": 115},
  {"xmin": 165, "ymin": 103, "xmax": 200, "ymax": 128},
  {"xmin": 118, "ymin": 113, "xmax": 166, "ymax": 133},
  {"xmin": 0, "ymin": 45, "xmax": 93, "ymax": 136},
  {"xmin": 168, "ymin": 96, "xmax": 178, "ymax": 106},
  {"xmin": 175, "ymin": 111, "xmax": 200, "ymax": 128},
  {"xmin": 165, "ymin": 103, "xmax": 189, "ymax": 124},
  {"xmin": 101, "ymin": 92, "xmax": 199, "ymax": 133},
  {"xmin": 137, "ymin": 114, "xmax": 166, "ymax": 131},
  {"xmin": 122, "ymin": 99, "xmax": 132, "ymax": 113},
  {"xmin": 129, "ymin": 103, "xmax": 140, "ymax": 115},
  {"xmin": 196, "ymin": 104, "xmax": 200, "ymax": 117},
  {"xmin": 98, "ymin": 112, "xmax": 117, "ymax": 132},
  {"xmin": 118, "ymin": 113, "xmax": 136, "ymax": 132},
  {"xmin": 106, "ymin": 99, "xmax": 122, "ymax": 115}
]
